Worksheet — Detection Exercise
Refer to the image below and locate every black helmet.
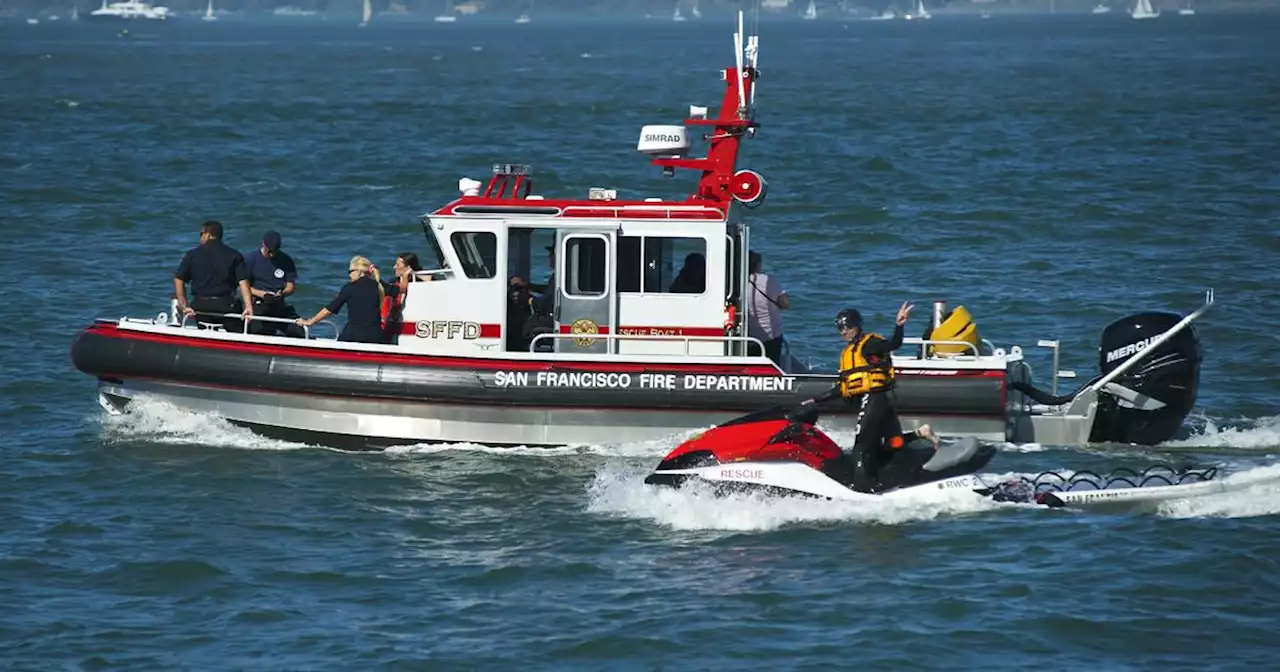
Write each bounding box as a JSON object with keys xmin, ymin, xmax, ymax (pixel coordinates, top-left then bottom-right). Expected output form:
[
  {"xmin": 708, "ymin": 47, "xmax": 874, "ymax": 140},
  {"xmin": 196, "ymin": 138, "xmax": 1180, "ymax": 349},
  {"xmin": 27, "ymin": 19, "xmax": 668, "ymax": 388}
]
[{"xmin": 834, "ymin": 308, "xmax": 862, "ymax": 331}]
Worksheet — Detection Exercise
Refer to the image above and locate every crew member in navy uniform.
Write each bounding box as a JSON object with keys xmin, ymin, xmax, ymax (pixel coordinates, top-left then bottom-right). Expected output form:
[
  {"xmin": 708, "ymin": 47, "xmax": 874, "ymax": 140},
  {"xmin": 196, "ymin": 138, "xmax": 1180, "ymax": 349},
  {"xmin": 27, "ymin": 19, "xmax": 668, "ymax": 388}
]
[
  {"xmin": 296, "ymin": 255, "xmax": 387, "ymax": 344},
  {"xmin": 243, "ymin": 230, "xmax": 303, "ymax": 338},
  {"xmin": 791, "ymin": 302, "xmax": 925, "ymax": 493},
  {"xmin": 173, "ymin": 220, "xmax": 253, "ymax": 332}
]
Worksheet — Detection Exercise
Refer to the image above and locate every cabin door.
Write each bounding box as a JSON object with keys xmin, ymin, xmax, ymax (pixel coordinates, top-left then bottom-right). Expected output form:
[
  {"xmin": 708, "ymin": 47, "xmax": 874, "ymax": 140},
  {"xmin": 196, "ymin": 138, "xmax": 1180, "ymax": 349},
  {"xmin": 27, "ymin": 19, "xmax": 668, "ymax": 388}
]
[{"xmin": 555, "ymin": 229, "xmax": 617, "ymax": 354}]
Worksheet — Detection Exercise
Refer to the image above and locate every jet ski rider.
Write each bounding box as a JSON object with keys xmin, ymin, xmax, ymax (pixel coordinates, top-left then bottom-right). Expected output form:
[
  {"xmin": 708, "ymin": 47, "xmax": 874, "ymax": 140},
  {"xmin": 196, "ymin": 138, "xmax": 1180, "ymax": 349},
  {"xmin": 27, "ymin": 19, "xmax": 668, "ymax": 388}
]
[{"xmin": 790, "ymin": 302, "xmax": 922, "ymax": 493}]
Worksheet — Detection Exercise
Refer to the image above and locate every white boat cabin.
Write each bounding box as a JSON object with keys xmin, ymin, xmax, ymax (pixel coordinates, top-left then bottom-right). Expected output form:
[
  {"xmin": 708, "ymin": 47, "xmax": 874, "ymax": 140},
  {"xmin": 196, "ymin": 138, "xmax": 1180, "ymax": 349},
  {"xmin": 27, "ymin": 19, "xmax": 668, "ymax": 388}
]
[{"xmin": 396, "ymin": 164, "xmax": 760, "ymax": 361}]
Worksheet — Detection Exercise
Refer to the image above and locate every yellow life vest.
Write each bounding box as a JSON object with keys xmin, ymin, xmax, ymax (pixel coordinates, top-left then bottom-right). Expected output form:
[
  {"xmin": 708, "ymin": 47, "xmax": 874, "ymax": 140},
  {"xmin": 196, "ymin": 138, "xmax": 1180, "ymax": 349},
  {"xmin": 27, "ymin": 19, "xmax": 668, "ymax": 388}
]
[{"xmin": 838, "ymin": 332, "xmax": 894, "ymax": 397}]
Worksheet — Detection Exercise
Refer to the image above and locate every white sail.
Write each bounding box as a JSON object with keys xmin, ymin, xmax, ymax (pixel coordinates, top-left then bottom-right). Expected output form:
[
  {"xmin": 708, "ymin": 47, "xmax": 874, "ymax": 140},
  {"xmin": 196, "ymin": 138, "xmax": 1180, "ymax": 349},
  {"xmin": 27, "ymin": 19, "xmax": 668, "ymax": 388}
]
[
  {"xmin": 904, "ymin": 0, "xmax": 931, "ymax": 20},
  {"xmin": 802, "ymin": 0, "xmax": 816, "ymax": 19},
  {"xmin": 202, "ymin": 0, "xmax": 216, "ymax": 21},
  {"xmin": 1131, "ymin": 0, "xmax": 1159, "ymax": 19},
  {"xmin": 360, "ymin": 0, "xmax": 372, "ymax": 24}
]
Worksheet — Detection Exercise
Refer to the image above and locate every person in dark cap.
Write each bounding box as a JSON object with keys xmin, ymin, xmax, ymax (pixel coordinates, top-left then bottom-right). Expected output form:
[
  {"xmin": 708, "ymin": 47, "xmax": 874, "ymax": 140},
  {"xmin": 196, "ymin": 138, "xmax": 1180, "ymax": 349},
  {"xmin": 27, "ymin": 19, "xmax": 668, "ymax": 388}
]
[
  {"xmin": 790, "ymin": 301, "xmax": 923, "ymax": 493},
  {"xmin": 174, "ymin": 220, "xmax": 253, "ymax": 332},
  {"xmin": 243, "ymin": 229, "xmax": 302, "ymax": 337}
]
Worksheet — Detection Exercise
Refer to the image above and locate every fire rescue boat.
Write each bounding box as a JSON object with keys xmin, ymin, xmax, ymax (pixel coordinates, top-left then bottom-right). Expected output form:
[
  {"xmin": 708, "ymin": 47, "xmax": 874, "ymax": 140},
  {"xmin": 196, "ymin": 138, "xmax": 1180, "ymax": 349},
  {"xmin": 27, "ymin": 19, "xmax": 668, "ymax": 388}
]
[{"xmin": 70, "ymin": 13, "xmax": 1213, "ymax": 450}]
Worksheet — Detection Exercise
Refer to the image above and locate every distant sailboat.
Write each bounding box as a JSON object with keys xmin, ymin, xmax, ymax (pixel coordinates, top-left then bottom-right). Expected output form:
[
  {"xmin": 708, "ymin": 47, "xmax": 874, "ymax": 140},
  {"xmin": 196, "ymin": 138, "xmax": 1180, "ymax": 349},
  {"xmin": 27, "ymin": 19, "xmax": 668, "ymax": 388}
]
[
  {"xmin": 1091, "ymin": 3, "xmax": 1112, "ymax": 13},
  {"xmin": 691, "ymin": 0, "xmax": 701, "ymax": 18},
  {"xmin": 202, "ymin": 0, "xmax": 216, "ymax": 21},
  {"xmin": 672, "ymin": 3, "xmax": 685, "ymax": 22},
  {"xmin": 801, "ymin": 0, "xmax": 816, "ymax": 19},
  {"xmin": 515, "ymin": 0, "xmax": 531, "ymax": 23},
  {"xmin": 1130, "ymin": 0, "xmax": 1159, "ymax": 19},
  {"xmin": 904, "ymin": 0, "xmax": 931, "ymax": 20},
  {"xmin": 1178, "ymin": 0, "xmax": 1195, "ymax": 14},
  {"xmin": 434, "ymin": 0, "xmax": 456, "ymax": 22},
  {"xmin": 359, "ymin": 0, "xmax": 371, "ymax": 26}
]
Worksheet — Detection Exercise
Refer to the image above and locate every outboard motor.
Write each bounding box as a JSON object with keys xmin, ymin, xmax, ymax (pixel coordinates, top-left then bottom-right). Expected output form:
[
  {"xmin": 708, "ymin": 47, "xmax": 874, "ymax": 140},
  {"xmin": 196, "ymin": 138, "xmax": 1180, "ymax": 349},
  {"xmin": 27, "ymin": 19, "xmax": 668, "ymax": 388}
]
[{"xmin": 1089, "ymin": 311, "xmax": 1202, "ymax": 445}]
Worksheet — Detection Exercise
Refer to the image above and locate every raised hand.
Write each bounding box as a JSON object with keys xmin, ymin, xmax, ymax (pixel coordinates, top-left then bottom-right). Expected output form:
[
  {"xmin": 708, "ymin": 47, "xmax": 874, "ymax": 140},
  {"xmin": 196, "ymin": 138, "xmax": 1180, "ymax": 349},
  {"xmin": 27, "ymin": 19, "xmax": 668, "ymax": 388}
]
[{"xmin": 895, "ymin": 301, "xmax": 914, "ymax": 326}]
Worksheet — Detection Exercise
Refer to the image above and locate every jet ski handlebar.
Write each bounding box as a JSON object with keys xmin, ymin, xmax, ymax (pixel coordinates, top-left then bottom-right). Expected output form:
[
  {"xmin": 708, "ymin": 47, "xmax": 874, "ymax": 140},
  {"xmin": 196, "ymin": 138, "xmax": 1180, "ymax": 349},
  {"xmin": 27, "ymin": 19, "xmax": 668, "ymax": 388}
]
[{"xmin": 783, "ymin": 401, "xmax": 820, "ymax": 426}]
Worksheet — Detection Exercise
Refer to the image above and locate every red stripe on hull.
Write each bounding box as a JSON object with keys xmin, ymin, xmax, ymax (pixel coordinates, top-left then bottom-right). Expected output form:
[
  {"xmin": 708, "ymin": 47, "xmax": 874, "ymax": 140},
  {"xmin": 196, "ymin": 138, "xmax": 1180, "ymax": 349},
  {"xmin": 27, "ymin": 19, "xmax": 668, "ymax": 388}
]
[{"xmin": 83, "ymin": 323, "xmax": 785, "ymax": 376}]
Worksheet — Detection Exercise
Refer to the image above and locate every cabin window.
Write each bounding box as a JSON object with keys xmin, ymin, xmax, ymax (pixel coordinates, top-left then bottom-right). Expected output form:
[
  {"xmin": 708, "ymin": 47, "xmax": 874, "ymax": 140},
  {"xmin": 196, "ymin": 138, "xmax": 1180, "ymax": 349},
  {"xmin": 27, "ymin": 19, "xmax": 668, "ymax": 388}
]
[
  {"xmin": 616, "ymin": 236, "xmax": 706, "ymax": 295},
  {"xmin": 617, "ymin": 236, "xmax": 642, "ymax": 293},
  {"xmin": 450, "ymin": 231, "xmax": 497, "ymax": 279},
  {"xmin": 564, "ymin": 236, "xmax": 608, "ymax": 296}
]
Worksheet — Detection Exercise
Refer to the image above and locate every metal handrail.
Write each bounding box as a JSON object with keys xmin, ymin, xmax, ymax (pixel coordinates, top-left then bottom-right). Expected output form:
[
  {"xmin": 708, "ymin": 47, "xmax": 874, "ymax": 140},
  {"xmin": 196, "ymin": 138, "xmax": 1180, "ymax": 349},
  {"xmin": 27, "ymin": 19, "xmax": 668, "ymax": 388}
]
[
  {"xmin": 899, "ymin": 337, "xmax": 983, "ymax": 358},
  {"xmin": 179, "ymin": 311, "xmax": 311, "ymax": 338},
  {"xmin": 189, "ymin": 311, "xmax": 337, "ymax": 337},
  {"xmin": 529, "ymin": 332, "xmax": 768, "ymax": 358},
  {"xmin": 558, "ymin": 204, "xmax": 726, "ymax": 219},
  {"xmin": 167, "ymin": 298, "xmax": 337, "ymax": 339}
]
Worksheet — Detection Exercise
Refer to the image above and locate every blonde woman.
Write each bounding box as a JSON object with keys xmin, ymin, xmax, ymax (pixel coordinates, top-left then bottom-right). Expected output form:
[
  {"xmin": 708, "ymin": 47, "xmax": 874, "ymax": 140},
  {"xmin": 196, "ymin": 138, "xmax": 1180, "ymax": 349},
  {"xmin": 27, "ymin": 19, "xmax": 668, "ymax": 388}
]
[{"xmin": 296, "ymin": 256, "xmax": 386, "ymax": 343}]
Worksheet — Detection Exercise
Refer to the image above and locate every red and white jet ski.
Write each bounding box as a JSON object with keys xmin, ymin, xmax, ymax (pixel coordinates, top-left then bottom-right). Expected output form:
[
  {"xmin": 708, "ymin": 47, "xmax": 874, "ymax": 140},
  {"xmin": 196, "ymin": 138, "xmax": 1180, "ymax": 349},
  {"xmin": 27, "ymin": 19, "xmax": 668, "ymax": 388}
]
[
  {"xmin": 643, "ymin": 405, "xmax": 998, "ymax": 501},
  {"xmin": 643, "ymin": 405, "xmax": 1253, "ymax": 508}
]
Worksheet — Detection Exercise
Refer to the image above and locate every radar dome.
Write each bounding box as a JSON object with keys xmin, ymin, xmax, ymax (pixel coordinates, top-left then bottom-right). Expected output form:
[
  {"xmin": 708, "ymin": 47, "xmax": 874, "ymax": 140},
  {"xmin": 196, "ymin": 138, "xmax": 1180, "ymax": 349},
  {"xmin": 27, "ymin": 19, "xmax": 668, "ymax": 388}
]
[{"xmin": 637, "ymin": 125, "xmax": 690, "ymax": 157}]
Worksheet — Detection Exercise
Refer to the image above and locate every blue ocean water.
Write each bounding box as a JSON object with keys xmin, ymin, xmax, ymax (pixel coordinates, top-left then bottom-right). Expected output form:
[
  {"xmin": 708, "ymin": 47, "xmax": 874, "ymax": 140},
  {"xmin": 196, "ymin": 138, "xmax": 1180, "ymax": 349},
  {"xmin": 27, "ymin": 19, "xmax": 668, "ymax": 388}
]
[{"xmin": 2, "ymin": 13, "xmax": 1279, "ymax": 670}]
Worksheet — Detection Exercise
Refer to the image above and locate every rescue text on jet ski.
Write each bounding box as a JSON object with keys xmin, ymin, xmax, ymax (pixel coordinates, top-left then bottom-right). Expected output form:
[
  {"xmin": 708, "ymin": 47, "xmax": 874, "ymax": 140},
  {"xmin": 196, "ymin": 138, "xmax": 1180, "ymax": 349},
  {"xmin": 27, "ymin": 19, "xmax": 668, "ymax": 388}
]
[
  {"xmin": 645, "ymin": 406, "xmax": 1248, "ymax": 509},
  {"xmin": 69, "ymin": 11, "xmax": 1215, "ymax": 451}
]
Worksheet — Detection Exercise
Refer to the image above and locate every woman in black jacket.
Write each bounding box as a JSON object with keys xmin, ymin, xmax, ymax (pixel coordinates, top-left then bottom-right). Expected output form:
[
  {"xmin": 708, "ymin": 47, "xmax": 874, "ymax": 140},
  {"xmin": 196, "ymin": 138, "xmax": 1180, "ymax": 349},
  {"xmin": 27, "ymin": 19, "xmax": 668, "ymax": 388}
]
[{"xmin": 296, "ymin": 255, "xmax": 387, "ymax": 344}]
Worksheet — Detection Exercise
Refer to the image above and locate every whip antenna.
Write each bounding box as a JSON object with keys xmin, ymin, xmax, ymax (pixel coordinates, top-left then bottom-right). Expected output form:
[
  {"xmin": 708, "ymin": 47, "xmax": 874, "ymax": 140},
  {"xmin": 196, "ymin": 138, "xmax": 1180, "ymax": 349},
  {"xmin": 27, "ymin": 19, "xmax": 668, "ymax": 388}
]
[{"xmin": 734, "ymin": 11, "xmax": 746, "ymax": 116}]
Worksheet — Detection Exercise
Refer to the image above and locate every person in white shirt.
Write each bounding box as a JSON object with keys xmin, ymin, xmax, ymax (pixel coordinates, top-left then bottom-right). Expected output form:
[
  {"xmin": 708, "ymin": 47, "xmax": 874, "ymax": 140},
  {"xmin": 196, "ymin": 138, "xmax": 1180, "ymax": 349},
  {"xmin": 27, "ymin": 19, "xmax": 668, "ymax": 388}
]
[{"xmin": 746, "ymin": 251, "xmax": 790, "ymax": 365}]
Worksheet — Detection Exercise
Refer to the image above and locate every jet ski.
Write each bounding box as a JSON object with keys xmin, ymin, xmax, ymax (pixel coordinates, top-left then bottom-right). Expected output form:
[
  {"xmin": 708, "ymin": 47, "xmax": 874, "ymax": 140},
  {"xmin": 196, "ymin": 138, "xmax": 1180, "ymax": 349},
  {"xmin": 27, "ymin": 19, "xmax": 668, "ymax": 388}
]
[
  {"xmin": 643, "ymin": 405, "xmax": 997, "ymax": 501},
  {"xmin": 644, "ymin": 405, "xmax": 1263, "ymax": 508}
]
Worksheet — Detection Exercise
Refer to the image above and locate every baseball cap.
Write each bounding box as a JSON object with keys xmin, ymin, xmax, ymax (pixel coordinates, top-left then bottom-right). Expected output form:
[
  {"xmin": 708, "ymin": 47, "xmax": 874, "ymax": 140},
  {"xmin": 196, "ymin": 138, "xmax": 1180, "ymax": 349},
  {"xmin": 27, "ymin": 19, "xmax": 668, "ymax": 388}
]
[{"xmin": 262, "ymin": 230, "xmax": 282, "ymax": 252}]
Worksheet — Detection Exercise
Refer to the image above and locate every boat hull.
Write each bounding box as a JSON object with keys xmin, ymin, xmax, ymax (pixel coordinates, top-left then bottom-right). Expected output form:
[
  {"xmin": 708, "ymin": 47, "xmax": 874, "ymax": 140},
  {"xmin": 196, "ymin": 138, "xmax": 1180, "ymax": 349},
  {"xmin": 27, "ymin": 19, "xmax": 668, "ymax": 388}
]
[
  {"xmin": 73, "ymin": 322, "xmax": 1013, "ymax": 448},
  {"xmin": 84, "ymin": 15, "xmax": 172, "ymax": 23}
]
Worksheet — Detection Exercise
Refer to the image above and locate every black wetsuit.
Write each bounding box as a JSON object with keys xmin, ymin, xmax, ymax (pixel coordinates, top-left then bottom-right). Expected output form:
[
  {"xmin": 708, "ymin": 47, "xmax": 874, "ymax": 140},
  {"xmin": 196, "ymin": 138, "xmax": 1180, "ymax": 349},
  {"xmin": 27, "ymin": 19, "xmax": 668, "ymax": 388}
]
[{"xmin": 812, "ymin": 324, "xmax": 905, "ymax": 492}]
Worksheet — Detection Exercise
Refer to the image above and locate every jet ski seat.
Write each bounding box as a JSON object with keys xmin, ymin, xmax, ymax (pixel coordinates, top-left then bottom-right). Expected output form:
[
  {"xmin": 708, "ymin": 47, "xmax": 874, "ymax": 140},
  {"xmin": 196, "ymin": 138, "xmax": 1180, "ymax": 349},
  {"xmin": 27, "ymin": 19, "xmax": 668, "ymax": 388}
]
[{"xmin": 921, "ymin": 436, "xmax": 982, "ymax": 473}]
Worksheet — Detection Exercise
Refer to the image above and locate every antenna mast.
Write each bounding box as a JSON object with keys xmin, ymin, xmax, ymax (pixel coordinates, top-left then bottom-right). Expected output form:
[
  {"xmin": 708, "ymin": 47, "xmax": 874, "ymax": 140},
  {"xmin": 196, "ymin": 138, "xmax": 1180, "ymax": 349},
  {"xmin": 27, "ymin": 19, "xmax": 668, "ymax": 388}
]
[{"xmin": 645, "ymin": 11, "xmax": 766, "ymax": 206}]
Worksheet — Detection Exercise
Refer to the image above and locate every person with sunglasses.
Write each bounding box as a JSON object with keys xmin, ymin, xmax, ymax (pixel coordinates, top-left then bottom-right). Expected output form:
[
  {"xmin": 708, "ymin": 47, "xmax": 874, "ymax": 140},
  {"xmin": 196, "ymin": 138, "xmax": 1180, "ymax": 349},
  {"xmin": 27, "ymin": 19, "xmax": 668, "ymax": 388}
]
[
  {"xmin": 296, "ymin": 255, "xmax": 387, "ymax": 344},
  {"xmin": 790, "ymin": 301, "xmax": 936, "ymax": 492}
]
